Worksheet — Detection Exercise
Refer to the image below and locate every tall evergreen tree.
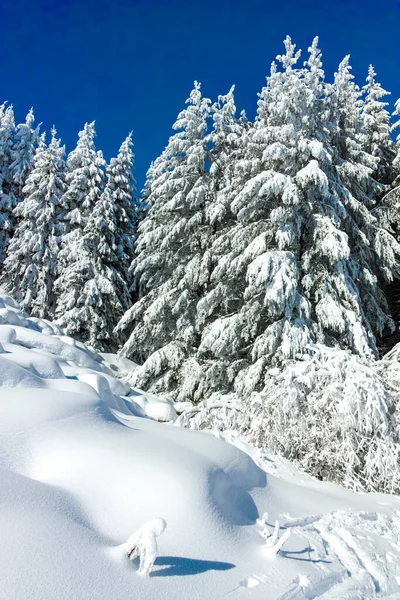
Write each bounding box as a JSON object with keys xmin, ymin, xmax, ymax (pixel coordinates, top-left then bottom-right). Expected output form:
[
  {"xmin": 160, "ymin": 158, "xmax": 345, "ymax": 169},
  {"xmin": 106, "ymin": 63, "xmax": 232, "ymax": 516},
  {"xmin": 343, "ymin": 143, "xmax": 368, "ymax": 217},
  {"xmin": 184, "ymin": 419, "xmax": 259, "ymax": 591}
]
[
  {"xmin": 361, "ymin": 65, "xmax": 395, "ymax": 184},
  {"xmin": 10, "ymin": 107, "xmax": 40, "ymax": 197},
  {"xmin": 121, "ymin": 38, "xmax": 400, "ymax": 403},
  {"xmin": 391, "ymin": 98, "xmax": 400, "ymax": 178},
  {"xmin": 0, "ymin": 104, "xmax": 16, "ymax": 265},
  {"xmin": 206, "ymin": 86, "xmax": 248, "ymax": 233},
  {"xmin": 59, "ymin": 121, "xmax": 105, "ymax": 234},
  {"xmin": 116, "ymin": 82, "xmax": 212, "ymax": 386},
  {"xmin": 105, "ymin": 133, "xmax": 138, "ymax": 290},
  {"xmin": 54, "ymin": 186, "xmax": 131, "ymax": 350},
  {"xmin": 55, "ymin": 121, "xmax": 106, "ymax": 334},
  {"xmin": 1, "ymin": 129, "xmax": 66, "ymax": 317},
  {"xmin": 0, "ymin": 104, "xmax": 15, "ymax": 192}
]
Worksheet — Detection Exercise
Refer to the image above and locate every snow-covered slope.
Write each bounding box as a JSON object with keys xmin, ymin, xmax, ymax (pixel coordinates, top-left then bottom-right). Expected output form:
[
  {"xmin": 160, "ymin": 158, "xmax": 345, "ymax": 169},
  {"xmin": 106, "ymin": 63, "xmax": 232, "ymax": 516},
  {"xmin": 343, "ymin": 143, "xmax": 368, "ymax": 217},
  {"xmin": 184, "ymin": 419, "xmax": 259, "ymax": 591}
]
[{"xmin": 0, "ymin": 290, "xmax": 400, "ymax": 599}]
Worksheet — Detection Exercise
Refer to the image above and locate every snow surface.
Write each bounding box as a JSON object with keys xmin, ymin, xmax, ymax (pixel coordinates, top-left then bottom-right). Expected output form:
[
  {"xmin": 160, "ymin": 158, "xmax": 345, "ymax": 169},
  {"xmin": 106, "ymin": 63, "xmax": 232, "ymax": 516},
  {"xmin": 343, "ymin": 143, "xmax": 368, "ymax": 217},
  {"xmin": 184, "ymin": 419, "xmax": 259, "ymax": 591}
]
[{"xmin": 1, "ymin": 289, "xmax": 400, "ymax": 599}]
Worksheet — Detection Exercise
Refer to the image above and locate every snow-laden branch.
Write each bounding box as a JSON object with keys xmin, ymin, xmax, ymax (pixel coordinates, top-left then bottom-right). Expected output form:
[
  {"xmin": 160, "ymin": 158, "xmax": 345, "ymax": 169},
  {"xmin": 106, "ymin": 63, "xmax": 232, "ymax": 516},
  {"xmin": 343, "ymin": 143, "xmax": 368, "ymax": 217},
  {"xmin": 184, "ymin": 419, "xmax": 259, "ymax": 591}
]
[{"xmin": 125, "ymin": 517, "xmax": 167, "ymax": 576}]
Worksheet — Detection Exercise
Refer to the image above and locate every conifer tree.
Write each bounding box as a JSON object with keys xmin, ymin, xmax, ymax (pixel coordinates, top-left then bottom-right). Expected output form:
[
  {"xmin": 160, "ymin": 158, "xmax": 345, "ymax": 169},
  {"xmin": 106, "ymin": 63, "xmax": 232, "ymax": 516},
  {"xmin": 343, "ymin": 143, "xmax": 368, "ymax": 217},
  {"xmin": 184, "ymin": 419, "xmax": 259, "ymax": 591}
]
[
  {"xmin": 0, "ymin": 104, "xmax": 15, "ymax": 192},
  {"xmin": 1, "ymin": 129, "xmax": 66, "ymax": 317},
  {"xmin": 54, "ymin": 186, "xmax": 131, "ymax": 350},
  {"xmin": 116, "ymin": 82, "xmax": 211, "ymax": 387},
  {"xmin": 55, "ymin": 122, "xmax": 106, "ymax": 335},
  {"xmin": 10, "ymin": 107, "xmax": 40, "ymax": 197},
  {"xmin": 105, "ymin": 133, "xmax": 138, "ymax": 290},
  {"xmin": 391, "ymin": 98, "xmax": 400, "ymax": 178},
  {"xmin": 122, "ymin": 38, "xmax": 400, "ymax": 403},
  {"xmin": 206, "ymin": 86, "xmax": 248, "ymax": 233},
  {"xmin": 0, "ymin": 104, "xmax": 16, "ymax": 264},
  {"xmin": 59, "ymin": 121, "xmax": 105, "ymax": 234},
  {"xmin": 361, "ymin": 66, "xmax": 395, "ymax": 184}
]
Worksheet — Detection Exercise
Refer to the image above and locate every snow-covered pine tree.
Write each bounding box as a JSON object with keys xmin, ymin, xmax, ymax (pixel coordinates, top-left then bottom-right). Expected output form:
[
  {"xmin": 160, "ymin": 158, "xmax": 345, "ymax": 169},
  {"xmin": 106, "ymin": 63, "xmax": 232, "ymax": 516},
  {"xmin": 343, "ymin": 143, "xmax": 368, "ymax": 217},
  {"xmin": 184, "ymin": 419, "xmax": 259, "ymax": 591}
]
[
  {"xmin": 206, "ymin": 86, "xmax": 249, "ymax": 233},
  {"xmin": 1, "ymin": 129, "xmax": 66, "ymax": 317},
  {"xmin": 54, "ymin": 185, "xmax": 132, "ymax": 351},
  {"xmin": 127, "ymin": 37, "xmax": 400, "ymax": 404},
  {"xmin": 328, "ymin": 56, "xmax": 400, "ymax": 349},
  {"xmin": 376, "ymin": 94, "xmax": 400, "ymax": 349},
  {"xmin": 116, "ymin": 82, "xmax": 211, "ymax": 387},
  {"xmin": 171, "ymin": 86, "xmax": 254, "ymax": 401},
  {"xmin": 105, "ymin": 133, "xmax": 138, "ymax": 291},
  {"xmin": 392, "ymin": 98, "xmax": 400, "ymax": 177},
  {"xmin": 0, "ymin": 104, "xmax": 16, "ymax": 265},
  {"xmin": 361, "ymin": 66, "xmax": 395, "ymax": 184},
  {"xmin": 187, "ymin": 36, "xmax": 330, "ymax": 400},
  {"xmin": 58, "ymin": 121, "xmax": 105, "ymax": 234},
  {"xmin": 10, "ymin": 107, "xmax": 41, "ymax": 197},
  {"xmin": 175, "ymin": 40, "xmax": 400, "ymax": 495},
  {"xmin": 55, "ymin": 121, "xmax": 106, "ymax": 334}
]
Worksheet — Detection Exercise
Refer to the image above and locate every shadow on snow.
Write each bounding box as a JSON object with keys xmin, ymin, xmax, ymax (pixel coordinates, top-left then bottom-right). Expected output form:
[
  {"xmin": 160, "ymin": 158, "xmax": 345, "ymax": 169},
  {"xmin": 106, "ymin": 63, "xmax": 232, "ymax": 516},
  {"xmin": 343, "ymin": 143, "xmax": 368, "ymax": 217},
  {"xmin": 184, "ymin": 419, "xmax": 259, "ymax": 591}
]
[{"xmin": 150, "ymin": 556, "xmax": 235, "ymax": 577}]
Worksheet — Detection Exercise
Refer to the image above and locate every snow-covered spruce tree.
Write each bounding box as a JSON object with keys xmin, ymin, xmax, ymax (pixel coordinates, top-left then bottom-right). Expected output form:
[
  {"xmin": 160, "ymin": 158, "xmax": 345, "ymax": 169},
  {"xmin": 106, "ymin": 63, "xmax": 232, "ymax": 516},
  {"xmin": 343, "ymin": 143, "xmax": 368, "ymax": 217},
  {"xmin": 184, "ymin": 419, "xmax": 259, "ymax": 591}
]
[
  {"xmin": 206, "ymin": 86, "xmax": 249, "ymax": 233},
  {"xmin": 328, "ymin": 56, "xmax": 400, "ymax": 348},
  {"xmin": 377, "ymin": 95, "xmax": 400, "ymax": 350},
  {"xmin": 1, "ymin": 129, "xmax": 66, "ymax": 317},
  {"xmin": 0, "ymin": 104, "xmax": 16, "ymax": 265},
  {"xmin": 58, "ymin": 121, "xmax": 105, "ymax": 235},
  {"xmin": 10, "ymin": 107, "xmax": 40, "ymax": 198},
  {"xmin": 391, "ymin": 97, "xmax": 400, "ymax": 178},
  {"xmin": 54, "ymin": 185, "xmax": 132, "ymax": 351},
  {"xmin": 175, "ymin": 39, "xmax": 400, "ymax": 494},
  {"xmin": 119, "ymin": 39, "xmax": 400, "ymax": 405},
  {"xmin": 54, "ymin": 121, "xmax": 106, "ymax": 336},
  {"xmin": 105, "ymin": 133, "xmax": 138, "ymax": 291},
  {"xmin": 171, "ymin": 86, "xmax": 254, "ymax": 402},
  {"xmin": 361, "ymin": 66, "xmax": 395, "ymax": 185},
  {"xmin": 191, "ymin": 39, "xmax": 398, "ymax": 401},
  {"xmin": 116, "ymin": 82, "xmax": 212, "ymax": 387},
  {"xmin": 186, "ymin": 38, "xmax": 327, "ymax": 400}
]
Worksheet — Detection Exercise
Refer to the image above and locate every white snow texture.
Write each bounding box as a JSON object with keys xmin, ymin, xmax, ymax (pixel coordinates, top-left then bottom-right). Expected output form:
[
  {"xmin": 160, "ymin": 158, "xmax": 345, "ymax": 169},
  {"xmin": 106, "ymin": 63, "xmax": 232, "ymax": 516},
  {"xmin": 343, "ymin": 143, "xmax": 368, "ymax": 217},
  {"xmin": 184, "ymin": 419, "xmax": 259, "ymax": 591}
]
[{"xmin": 0, "ymin": 289, "xmax": 400, "ymax": 599}]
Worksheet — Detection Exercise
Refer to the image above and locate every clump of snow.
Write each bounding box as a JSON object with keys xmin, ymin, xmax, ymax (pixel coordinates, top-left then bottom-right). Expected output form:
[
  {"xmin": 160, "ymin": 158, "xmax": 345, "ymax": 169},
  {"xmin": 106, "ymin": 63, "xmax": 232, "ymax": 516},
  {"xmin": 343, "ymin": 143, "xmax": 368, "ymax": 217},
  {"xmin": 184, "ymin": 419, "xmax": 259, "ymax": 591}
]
[
  {"xmin": 1, "ymin": 289, "xmax": 400, "ymax": 599},
  {"xmin": 125, "ymin": 517, "xmax": 167, "ymax": 576}
]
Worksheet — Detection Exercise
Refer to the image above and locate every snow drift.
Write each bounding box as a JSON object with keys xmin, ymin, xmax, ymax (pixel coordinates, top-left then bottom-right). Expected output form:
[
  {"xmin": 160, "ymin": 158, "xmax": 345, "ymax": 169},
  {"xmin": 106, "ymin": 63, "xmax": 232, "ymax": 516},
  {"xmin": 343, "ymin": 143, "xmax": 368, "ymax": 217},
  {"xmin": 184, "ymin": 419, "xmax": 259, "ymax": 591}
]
[{"xmin": 1, "ymin": 289, "xmax": 400, "ymax": 599}]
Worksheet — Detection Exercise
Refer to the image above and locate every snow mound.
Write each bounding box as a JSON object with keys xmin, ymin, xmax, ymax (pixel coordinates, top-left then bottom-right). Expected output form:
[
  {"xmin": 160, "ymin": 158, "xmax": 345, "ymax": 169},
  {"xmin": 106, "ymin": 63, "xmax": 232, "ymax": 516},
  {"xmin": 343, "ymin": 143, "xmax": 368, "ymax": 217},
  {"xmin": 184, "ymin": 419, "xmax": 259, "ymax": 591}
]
[{"xmin": 0, "ymin": 289, "xmax": 400, "ymax": 599}]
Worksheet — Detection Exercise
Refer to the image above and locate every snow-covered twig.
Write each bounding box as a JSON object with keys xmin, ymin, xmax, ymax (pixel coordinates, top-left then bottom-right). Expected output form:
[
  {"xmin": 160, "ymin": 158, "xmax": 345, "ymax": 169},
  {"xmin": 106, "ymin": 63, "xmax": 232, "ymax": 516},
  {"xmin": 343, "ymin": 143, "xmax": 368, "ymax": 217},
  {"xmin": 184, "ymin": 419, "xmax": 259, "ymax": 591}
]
[
  {"xmin": 125, "ymin": 517, "xmax": 167, "ymax": 576},
  {"xmin": 265, "ymin": 522, "xmax": 292, "ymax": 557}
]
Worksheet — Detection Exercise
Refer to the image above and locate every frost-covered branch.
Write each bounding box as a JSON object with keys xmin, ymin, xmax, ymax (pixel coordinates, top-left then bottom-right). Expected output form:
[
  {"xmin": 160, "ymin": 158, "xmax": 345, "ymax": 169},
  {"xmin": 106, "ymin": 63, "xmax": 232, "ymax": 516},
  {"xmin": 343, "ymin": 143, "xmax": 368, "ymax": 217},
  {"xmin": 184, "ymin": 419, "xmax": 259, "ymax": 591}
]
[{"xmin": 125, "ymin": 517, "xmax": 167, "ymax": 576}]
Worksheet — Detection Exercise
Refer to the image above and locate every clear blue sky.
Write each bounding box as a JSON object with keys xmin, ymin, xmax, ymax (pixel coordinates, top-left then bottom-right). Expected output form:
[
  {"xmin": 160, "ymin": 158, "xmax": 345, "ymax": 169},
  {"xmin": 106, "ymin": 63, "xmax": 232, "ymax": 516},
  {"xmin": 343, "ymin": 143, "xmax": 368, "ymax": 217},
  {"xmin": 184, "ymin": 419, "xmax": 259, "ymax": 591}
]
[{"xmin": 1, "ymin": 0, "xmax": 399, "ymax": 190}]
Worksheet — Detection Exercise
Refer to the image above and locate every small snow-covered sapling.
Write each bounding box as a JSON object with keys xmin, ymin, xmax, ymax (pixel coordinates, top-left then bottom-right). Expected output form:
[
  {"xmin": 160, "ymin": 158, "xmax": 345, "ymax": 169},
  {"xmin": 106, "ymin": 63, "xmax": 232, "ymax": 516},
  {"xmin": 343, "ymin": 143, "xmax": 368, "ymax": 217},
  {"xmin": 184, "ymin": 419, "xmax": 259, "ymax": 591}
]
[
  {"xmin": 265, "ymin": 520, "xmax": 291, "ymax": 557},
  {"xmin": 125, "ymin": 517, "xmax": 167, "ymax": 576},
  {"xmin": 256, "ymin": 511, "xmax": 271, "ymax": 540}
]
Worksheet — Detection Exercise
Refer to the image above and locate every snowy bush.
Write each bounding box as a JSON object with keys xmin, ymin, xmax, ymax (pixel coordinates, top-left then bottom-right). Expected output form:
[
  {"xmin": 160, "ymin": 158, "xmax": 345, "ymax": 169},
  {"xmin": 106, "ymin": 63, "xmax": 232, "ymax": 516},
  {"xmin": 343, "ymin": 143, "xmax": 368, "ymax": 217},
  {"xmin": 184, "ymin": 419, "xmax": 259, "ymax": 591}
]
[
  {"xmin": 180, "ymin": 344, "xmax": 400, "ymax": 494},
  {"xmin": 125, "ymin": 517, "xmax": 167, "ymax": 576}
]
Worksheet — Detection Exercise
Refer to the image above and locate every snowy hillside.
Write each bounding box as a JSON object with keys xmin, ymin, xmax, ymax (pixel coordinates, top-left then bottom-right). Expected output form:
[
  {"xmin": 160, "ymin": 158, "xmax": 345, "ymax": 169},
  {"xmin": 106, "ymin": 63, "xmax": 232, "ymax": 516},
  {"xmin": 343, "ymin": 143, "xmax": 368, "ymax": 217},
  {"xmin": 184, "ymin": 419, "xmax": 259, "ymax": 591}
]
[{"xmin": 1, "ymin": 289, "xmax": 400, "ymax": 599}]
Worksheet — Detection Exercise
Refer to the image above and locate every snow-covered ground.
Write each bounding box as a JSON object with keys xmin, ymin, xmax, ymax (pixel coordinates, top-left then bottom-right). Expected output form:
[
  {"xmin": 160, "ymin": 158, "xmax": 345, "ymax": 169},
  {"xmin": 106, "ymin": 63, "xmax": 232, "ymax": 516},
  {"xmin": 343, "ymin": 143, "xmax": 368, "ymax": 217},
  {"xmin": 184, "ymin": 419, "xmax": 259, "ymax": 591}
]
[{"xmin": 1, "ymin": 289, "xmax": 400, "ymax": 599}]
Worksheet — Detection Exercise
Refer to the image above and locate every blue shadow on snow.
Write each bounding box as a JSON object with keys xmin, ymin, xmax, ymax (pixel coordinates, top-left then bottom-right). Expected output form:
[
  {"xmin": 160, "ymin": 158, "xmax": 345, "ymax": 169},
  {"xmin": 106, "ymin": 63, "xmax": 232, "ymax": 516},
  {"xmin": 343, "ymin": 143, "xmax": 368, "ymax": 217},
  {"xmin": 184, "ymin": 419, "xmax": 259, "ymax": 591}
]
[{"xmin": 150, "ymin": 556, "xmax": 235, "ymax": 577}]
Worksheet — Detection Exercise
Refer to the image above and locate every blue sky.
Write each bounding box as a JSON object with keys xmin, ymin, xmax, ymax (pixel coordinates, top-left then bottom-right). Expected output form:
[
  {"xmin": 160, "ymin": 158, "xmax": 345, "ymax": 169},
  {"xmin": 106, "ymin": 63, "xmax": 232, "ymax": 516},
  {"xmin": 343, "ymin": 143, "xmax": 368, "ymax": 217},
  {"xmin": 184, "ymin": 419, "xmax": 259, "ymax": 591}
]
[{"xmin": 1, "ymin": 0, "xmax": 399, "ymax": 190}]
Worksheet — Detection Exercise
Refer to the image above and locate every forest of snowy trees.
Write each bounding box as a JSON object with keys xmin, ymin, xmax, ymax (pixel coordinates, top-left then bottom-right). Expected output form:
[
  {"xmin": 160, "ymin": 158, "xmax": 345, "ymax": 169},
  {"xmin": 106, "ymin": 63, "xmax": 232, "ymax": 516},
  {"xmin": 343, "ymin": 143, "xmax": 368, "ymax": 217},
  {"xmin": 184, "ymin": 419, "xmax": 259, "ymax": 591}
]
[
  {"xmin": 0, "ymin": 114, "xmax": 141, "ymax": 349},
  {"xmin": 2, "ymin": 36, "xmax": 400, "ymax": 494}
]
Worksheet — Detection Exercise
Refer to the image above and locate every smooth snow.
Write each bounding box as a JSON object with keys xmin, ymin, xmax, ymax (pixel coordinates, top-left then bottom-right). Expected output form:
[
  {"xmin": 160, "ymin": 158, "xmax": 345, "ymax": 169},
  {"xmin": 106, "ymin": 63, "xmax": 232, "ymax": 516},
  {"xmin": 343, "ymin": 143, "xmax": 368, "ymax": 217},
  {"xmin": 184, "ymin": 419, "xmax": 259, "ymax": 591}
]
[{"xmin": 0, "ymin": 289, "xmax": 399, "ymax": 599}]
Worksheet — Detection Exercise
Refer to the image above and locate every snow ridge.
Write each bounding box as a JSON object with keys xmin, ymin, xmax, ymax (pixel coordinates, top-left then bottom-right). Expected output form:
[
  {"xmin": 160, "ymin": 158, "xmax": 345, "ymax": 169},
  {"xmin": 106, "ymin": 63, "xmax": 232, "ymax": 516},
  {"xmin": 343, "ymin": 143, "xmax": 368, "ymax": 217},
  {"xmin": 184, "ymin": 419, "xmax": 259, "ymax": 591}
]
[{"xmin": 1, "ymin": 289, "xmax": 400, "ymax": 599}]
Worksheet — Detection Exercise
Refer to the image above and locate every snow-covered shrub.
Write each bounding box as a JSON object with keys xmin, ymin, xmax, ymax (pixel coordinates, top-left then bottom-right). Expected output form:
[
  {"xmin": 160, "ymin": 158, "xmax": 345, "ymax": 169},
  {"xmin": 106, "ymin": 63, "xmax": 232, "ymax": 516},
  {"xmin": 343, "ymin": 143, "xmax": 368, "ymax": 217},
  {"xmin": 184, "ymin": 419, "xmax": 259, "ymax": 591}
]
[
  {"xmin": 125, "ymin": 517, "xmax": 167, "ymax": 576},
  {"xmin": 180, "ymin": 344, "xmax": 400, "ymax": 494},
  {"xmin": 378, "ymin": 343, "xmax": 400, "ymax": 422},
  {"xmin": 256, "ymin": 513, "xmax": 292, "ymax": 556}
]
